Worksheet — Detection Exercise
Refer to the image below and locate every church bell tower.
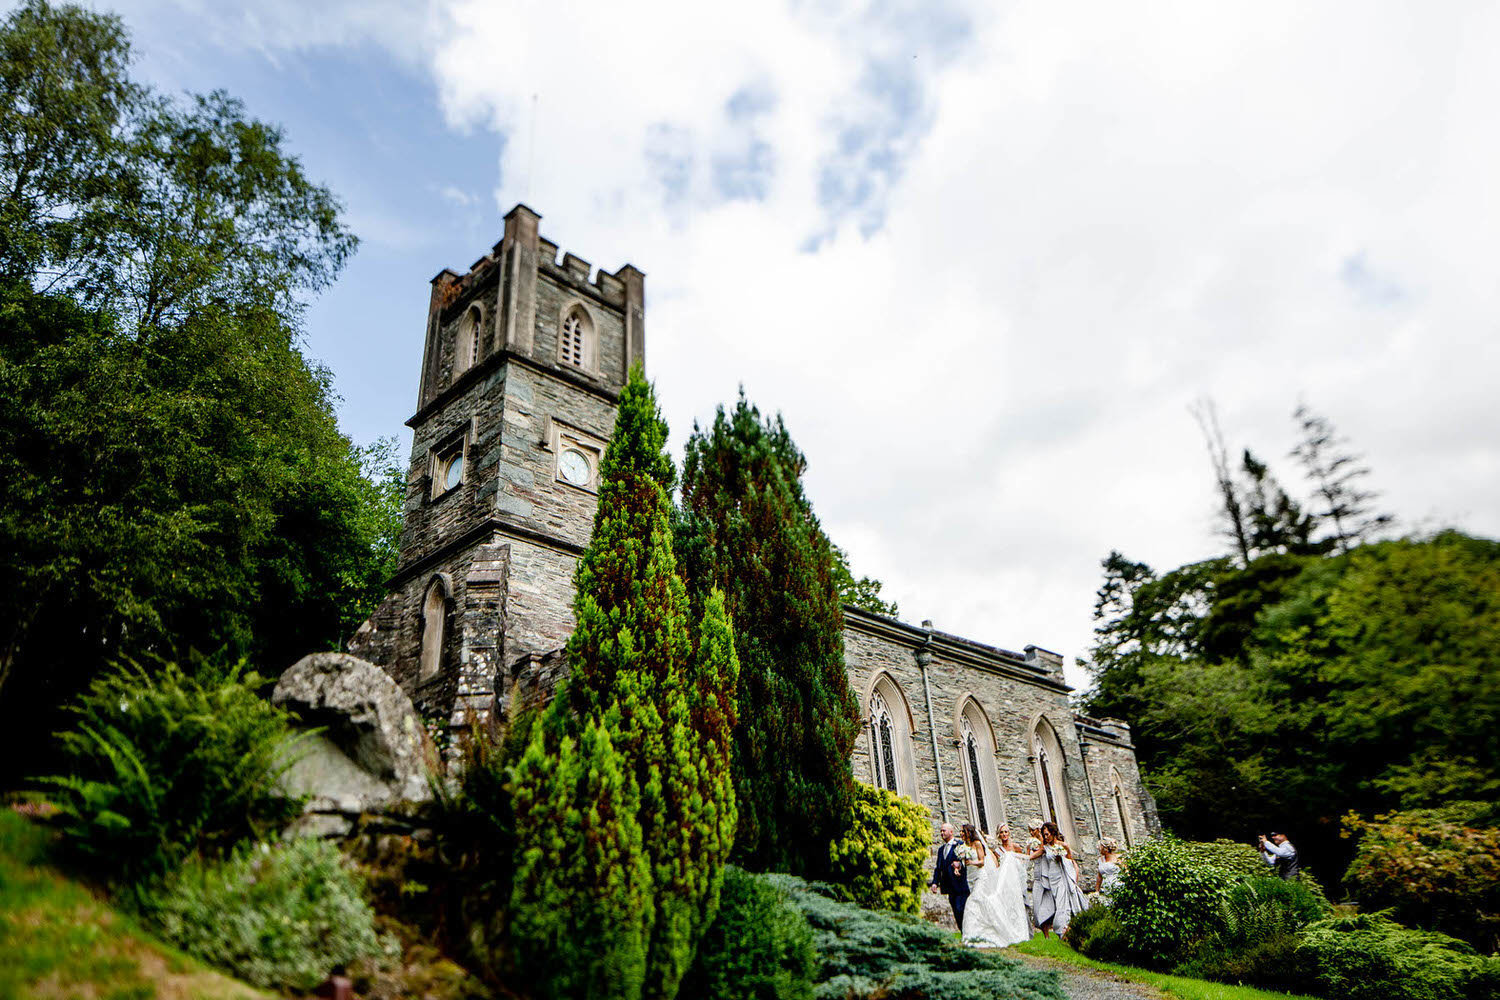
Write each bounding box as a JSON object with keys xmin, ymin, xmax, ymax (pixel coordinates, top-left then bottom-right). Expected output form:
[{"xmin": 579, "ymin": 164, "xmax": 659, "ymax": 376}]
[{"xmin": 349, "ymin": 205, "xmax": 645, "ymax": 741}]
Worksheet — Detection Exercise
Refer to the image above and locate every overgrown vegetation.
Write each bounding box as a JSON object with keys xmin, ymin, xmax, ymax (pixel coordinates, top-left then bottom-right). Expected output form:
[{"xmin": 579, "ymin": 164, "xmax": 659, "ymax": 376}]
[
  {"xmin": 676, "ymin": 393, "xmax": 862, "ymax": 879},
  {"xmin": 827, "ymin": 783, "xmax": 931, "ymax": 914},
  {"xmin": 679, "ymin": 866, "xmax": 818, "ymax": 1000},
  {"xmin": 0, "ymin": 808, "xmax": 272, "ymax": 1000},
  {"xmin": 1087, "ymin": 400, "xmax": 1499, "ymax": 903},
  {"xmin": 507, "ymin": 366, "xmax": 739, "ymax": 1000},
  {"xmin": 764, "ymin": 873, "xmax": 1065, "ymax": 1000},
  {"xmin": 1071, "ymin": 834, "xmax": 1497, "ymax": 1000},
  {"xmin": 1341, "ymin": 801, "xmax": 1500, "ymax": 953},
  {"xmin": 142, "ymin": 837, "xmax": 385, "ymax": 993},
  {"xmin": 0, "ymin": 0, "xmax": 399, "ymax": 790},
  {"xmin": 37, "ymin": 657, "xmax": 303, "ymax": 886}
]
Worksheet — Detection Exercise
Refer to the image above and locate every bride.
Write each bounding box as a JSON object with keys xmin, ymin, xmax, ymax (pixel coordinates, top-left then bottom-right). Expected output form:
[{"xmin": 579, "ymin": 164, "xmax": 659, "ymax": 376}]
[{"xmin": 956, "ymin": 822, "xmax": 1032, "ymax": 948}]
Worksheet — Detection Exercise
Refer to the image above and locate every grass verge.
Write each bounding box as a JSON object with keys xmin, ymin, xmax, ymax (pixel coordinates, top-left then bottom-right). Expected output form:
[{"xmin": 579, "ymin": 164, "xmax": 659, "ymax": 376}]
[
  {"xmin": 1010, "ymin": 935, "xmax": 1321, "ymax": 1000},
  {"xmin": 0, "ymin": 807, "xmax": 271, "ymax": 1000}
]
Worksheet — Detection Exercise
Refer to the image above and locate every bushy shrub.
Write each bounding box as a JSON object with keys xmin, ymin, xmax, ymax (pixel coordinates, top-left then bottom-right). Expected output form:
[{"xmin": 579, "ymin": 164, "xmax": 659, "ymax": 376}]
[
  {"xmin": 763, "ymin": 874, "xmax": 1065, "ymax": 1000},
  {"xmin": 38, "ymin": 658, "xmax": 303, "ymax": 883},
  {"xmin": 1343, "ymin": 803, "xmax": 1500, "ymax": 952},
  {"xmin": 1179, "ymin": 934, "xmax": 1310, "ymax": 991},
  {"xmin": 1065, "ymin": 904, "xmax": 1131, "ymax": 963},
  {"xmin": 143, "ymin": 838, "xmax": 384, "ymax": 992},
  {"xmin": 1109, "ymin": 836, "xmax": 1226, "ymax": 966},
  {"xmin": 1175, "ymin": 837, "xmax": 1332, "ymax": 908},
  {"xmin": 680, "ymin": 866, "xmax": 817, "ymax": 1000},
  {"xmin": 827, "ymin": 783, "xmax": 931, "ymax": 914},
  {"xmin": 1298, "ymin": 912, "xmax": 1498, "ymax": 1000}
]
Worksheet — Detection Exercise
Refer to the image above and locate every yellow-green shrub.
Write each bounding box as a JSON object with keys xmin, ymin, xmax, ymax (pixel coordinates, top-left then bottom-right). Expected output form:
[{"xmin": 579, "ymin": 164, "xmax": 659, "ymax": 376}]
[{"xmin": 827, "ymin": 783, "xmax": 930, "ymax": 914}]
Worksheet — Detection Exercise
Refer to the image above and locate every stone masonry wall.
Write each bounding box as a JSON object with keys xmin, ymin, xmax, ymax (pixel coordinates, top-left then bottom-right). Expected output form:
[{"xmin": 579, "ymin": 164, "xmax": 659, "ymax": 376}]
[{"xmin": 842, "ymin": 611, "xmax": 1156, "ymax": 886}]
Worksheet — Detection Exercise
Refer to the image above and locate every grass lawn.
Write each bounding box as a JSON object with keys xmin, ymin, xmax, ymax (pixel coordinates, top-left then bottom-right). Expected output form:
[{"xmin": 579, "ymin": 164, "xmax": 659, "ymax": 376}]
[
  {"xmin": 1011, "ymin": 935, "xmax": 1321, "ymax": 1000},
  {"xmin": 0, "ymin": 808, "xmax": 271, "ymax": 1000}
]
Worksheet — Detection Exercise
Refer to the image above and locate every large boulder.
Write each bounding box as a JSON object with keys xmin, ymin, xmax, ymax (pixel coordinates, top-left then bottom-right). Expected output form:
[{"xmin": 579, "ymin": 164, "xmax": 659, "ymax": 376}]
[{"xmin": 273, "ymin": 652, "xmax": 436, "ymax": 816}]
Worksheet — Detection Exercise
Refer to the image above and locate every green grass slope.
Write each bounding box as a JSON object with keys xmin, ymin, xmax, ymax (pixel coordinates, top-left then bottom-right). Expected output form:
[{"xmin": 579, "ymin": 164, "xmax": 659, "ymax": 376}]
[{"xmin": 0, "ymin": 808, "xmax": 272, "ymax": 1000}]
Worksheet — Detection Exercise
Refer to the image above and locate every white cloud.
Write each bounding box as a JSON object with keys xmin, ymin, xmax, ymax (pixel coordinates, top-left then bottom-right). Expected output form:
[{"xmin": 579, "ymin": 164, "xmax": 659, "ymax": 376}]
[{"xmin": 101, "ymin": 0, "xmax": 1500, "ymax": 688}]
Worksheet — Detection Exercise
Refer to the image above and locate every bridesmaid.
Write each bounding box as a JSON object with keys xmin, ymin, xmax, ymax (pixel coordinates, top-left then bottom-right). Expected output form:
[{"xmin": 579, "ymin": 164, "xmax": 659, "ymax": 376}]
[{"xmin": 1096, "ymin": 836, "xmax": 1122, "ymax": 901}]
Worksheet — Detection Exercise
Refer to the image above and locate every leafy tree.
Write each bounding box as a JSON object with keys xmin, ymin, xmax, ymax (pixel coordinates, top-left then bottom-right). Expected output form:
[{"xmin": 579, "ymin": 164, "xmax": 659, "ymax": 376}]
[
  {"xmin": 1088, "ymin": 531, "xmax": 1500, "ymax": 875},
  {"xmin": 676, "ymin": 394, "xmax": 861, "ymax": 879},
  {"xmin": 0, "ymin": 0, "xmax": 139, "ymax": 284},
  {"xmin": 509, "ymin": 367, "xmax": 737, "ymax": 1000},
  {"xmin": 1291, "ymin": 404, "xmax": 1392, "ymax": 554},
  {"xmin": 0, "ymin": 2, "xmax": 387, "ymax": 787}
]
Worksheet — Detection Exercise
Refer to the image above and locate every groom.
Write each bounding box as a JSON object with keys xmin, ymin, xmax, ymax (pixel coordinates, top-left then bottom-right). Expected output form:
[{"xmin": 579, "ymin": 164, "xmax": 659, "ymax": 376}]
[{"xmin": 928, "ymin": 822, "xmax": 969, "ymax": 929}]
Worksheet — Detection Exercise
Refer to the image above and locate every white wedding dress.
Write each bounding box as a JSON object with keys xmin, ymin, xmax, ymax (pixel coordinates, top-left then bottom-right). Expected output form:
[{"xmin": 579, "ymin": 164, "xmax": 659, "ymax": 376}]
[{"xmin": 961, "ymin": 846, "xmax": 1032, "ymax": 948}]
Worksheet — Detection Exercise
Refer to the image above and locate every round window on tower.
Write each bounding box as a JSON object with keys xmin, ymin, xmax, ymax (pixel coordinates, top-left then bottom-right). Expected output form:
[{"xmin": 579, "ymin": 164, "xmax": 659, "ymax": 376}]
[{"xmin": 443, "ymin": 451, "xmax": 464, "ymax": 491}]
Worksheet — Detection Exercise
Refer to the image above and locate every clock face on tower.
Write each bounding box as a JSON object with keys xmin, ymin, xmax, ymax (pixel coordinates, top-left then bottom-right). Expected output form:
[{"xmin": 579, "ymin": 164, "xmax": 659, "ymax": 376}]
[{"xmin": 559, "ymin": 447, "xmax": 591, "ymax": 486}]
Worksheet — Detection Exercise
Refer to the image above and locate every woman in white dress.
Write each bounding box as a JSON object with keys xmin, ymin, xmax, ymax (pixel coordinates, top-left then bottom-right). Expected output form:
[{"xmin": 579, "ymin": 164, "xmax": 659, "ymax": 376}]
[
  {"xmin": 1096, "ymin": 836, "xmax": 1122, "ymax": 903},
  {"xmin": 1028, "ymin": 821, "xmax": 1088, "ymax": 937},
  {"xmin": 951, "ymin": 823, "xmax": 1023, "ymax": 947},
  {"xmin": 980, "ymin": 823, "xmax": 1032, "ymax": 946}
]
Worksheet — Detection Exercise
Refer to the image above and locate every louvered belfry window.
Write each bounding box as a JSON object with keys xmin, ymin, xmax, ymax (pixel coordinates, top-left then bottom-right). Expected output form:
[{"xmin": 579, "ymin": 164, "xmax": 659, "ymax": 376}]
[{"xmin": 559, "ymin": 312, "xmax": 586, "ymax": 368}]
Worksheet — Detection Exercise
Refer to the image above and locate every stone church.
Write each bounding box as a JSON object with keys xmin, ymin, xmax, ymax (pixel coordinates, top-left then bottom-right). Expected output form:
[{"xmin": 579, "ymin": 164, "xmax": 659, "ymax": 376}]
[{"xmin": 348, "ymin": 204, "xmax": 1159, "ymax": 870}]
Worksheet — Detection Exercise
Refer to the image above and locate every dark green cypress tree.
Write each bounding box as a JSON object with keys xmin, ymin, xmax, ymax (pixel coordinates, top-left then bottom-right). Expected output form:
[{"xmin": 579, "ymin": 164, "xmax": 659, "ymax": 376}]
[
  {"xmin": 676, "ymin": 393, "xmax": 861, "ymax": 878},
  {"xmin": 509, "ymin": 364, "xmax": 737, "ymax": 1000}
]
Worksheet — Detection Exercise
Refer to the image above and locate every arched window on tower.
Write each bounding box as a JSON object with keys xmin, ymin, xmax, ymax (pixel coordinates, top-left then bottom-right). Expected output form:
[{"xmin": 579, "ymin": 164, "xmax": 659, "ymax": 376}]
[
  {"xmin": 1032, "ymin": 716, "xmax": 1078, "ymax": 843},
  {"xmin": 454, "ymin": 305, "xmax": 482, "ymax": 378},
  {"xmin": 557, "ymin": 305, "xmax": 595, "ymax": 372},
  {"xmin": 419, "ymin": 578, "xmax": 448, "ymax": 682}
]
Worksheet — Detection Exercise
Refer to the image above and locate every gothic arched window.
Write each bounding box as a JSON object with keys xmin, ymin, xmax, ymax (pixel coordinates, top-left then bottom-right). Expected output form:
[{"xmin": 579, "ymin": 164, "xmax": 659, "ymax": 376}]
[
  {"xmin": 964, "ymin": 725, "xmax": 988, "ymax": 832},
  {"xmin": 870, "ymin": 694, "xmax": 899, "ymax": 793},
  {"xmin": 1032, "ymin": 716, "xmax": 1078, "ymax": 843},
  {"xmin": 558, "ymin": 305, "xmax": 595, "ymax": 372},
  {"xmin": 455, "ymin": 305, "xmax": 482, "ymax": 377},
  {"xmin": 419, "ymin": 579, "xmax": 448, "ymax": 681},
  {"xmin": 1112, "ymin": 770, "xmax": 1134, "ymax": 848},
  {"xmin": 957, "ymin": 698, "xmax": 1005, "ymax": 833}
]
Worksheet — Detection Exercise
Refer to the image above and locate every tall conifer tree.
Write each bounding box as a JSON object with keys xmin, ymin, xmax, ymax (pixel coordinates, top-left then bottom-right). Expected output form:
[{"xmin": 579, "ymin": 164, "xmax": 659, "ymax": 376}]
[
  {"xmin": 676, "ymin": 394, "xmax": 861, "ymax": 878},
  {"xmin": 508, "ymin": 365, "xmax": 737, "ymax": 1000}
]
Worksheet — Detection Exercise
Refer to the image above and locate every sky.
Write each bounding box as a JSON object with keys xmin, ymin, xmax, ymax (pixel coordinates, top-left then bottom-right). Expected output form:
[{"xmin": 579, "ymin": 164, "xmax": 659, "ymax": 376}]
[{"xmin": 72, "ymin": 0, "xmax": 1500, "ymax": 688}]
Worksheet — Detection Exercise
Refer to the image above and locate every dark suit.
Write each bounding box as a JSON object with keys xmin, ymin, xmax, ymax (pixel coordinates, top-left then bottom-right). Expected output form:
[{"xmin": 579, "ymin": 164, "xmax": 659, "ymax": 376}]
[{"xmin": 931, "ymin": 838, "xmax": 970, "ymax": 929}]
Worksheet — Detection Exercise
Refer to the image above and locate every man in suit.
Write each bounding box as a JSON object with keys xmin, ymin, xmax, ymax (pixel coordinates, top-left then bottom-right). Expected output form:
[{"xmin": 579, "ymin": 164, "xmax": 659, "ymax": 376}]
[
  {"xmin": 928, "ymin": 822, "xmax": 970, "ymax": 929},
  {"xmin": 1258, "ymin": 831, "xmax": 1300, "ymax": 880}
]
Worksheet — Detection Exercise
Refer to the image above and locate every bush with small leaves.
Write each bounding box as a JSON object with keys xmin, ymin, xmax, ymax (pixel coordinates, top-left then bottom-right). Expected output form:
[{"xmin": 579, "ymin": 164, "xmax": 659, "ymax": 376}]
[
  {"xmin": 143, "ymin": 838, "xmax": 385, "ymax": 992},
  {"xmin": 1175, "ymin": 838, "xmax": 1332, "ymax": 908},
  {"xmin": 1297, "ymin": 912, "xmax": 1499, "ymax": 1000},
  {"xmin": 1065, "ymin": 904, "xmax": 1131, "ymax": 963},
  {"xmin": 827, "ymin": 783, "xmax": 931, "ymax": 914},
  {"xmin": 1342, "ymin": 802, "xmax": 1500, "ymax": 953},
  {"xmin": 764, "ymin": 873, "xmax": 1066, "ymax": 1000},
  {"xmin": 1109, "ymin": 836, "xmax": 1227, "ymax": 967},
  {"xmin": 679, "ymin": 866, "xmax": 817, "ymax": 1000}
]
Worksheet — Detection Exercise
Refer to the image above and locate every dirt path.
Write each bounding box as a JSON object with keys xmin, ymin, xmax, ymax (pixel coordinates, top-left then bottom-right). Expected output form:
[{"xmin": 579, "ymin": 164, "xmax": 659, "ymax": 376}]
[{"xmin": 1013, "ymin": 952, "xmax": 1168, "ymax": 1000}]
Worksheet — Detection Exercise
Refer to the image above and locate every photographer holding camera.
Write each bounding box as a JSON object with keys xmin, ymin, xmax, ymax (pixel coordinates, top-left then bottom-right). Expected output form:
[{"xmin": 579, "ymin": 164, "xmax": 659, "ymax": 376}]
[{"xmin": 1257, "ymin": 831, "xmax": 1299, "ymax": 880}]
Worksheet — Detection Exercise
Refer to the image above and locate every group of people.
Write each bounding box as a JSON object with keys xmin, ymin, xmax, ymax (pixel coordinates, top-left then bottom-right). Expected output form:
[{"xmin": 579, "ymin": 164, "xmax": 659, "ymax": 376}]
[
  {"xmin": 929, "ymin": 819, "xmax": 1124, "ymax": 948},
  {"xmin": 930, "ymin": 821, "xmax": 1303, "ymax": 949}
]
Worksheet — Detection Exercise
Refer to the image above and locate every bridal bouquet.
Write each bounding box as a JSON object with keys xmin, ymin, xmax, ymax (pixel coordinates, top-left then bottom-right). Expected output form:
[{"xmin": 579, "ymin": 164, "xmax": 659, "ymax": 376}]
[
  {"xmin": 1044, "ymin": 843, "xmax": 1067, "ymax": 859},
  {"xmin": 954, "ymin": 843, "xmax": 979, "ymax": 866}
]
